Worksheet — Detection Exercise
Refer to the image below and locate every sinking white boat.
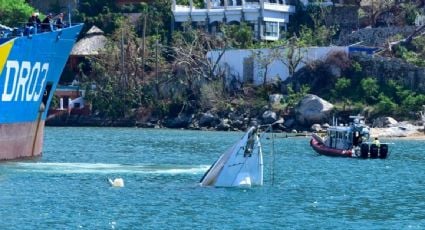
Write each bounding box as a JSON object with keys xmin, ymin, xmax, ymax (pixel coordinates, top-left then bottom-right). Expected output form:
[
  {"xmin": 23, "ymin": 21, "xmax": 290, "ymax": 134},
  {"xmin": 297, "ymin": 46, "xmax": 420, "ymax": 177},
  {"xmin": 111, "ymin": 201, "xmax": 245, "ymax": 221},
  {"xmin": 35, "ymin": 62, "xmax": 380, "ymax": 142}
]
[{"xmin": 199, "ymin": 126, "xmax": 263, "ymax": 187}]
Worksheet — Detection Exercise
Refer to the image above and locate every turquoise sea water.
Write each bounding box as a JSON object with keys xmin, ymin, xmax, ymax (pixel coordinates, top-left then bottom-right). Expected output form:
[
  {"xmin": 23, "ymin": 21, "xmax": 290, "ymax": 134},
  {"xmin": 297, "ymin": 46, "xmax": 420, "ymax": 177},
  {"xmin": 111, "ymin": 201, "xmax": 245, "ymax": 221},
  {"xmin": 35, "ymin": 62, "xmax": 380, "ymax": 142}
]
[{"xmin": 0, "ymin": 127, "xmax": 424, "ymax": 229}]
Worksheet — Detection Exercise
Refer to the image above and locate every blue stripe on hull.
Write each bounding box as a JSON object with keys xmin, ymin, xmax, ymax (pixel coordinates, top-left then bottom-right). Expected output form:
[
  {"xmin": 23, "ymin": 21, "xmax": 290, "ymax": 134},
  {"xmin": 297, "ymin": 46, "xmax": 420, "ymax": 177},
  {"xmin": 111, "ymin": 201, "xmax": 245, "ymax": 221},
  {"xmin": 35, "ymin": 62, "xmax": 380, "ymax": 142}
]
[{"xmin": 0, "ymin": 24, "xmax": 83, "ymax": 124}]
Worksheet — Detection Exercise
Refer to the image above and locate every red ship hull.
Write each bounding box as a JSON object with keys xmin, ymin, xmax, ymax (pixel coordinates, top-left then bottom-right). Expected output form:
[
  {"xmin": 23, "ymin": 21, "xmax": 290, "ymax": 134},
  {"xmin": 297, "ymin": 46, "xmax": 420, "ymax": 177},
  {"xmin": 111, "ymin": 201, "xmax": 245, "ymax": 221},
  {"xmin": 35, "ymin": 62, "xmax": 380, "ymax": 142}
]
[{"xmin": 0, "ymin": 120, "xmax": 44, "ymax": 161}]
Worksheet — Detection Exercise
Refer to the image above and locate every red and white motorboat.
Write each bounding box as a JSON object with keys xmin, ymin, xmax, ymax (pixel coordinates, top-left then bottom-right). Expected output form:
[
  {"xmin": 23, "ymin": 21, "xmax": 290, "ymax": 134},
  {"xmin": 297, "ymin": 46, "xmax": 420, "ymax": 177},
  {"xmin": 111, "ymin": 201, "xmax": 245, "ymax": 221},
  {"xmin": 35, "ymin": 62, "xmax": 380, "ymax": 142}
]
[{"xmin": 310, "ymin": 115, "xmax": 389, "ymax": 159}]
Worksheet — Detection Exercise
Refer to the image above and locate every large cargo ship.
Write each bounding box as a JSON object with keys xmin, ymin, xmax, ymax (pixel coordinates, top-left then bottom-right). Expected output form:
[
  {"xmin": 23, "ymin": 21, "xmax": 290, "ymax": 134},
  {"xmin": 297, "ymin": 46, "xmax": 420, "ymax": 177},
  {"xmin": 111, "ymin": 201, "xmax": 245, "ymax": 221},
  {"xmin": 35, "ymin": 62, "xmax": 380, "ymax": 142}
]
[{"xmin": 0, "ymin": 23, "xmax": 83, "ymax": 160}]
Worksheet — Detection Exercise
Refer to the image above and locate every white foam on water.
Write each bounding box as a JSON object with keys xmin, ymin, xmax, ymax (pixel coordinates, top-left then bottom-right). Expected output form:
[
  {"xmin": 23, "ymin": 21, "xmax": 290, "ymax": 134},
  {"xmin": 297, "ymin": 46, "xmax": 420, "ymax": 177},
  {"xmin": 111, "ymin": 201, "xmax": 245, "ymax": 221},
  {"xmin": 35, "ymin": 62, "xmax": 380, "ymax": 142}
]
[{"xmin": 3, "ymin": 162, "xmax": 211, "ymax": 175}]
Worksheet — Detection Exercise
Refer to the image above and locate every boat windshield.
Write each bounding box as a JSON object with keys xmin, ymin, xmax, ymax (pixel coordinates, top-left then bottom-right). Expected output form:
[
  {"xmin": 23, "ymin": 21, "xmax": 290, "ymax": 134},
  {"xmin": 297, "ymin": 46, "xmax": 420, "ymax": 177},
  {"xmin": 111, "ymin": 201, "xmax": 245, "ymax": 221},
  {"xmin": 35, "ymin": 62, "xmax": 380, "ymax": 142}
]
[{"xmin": 326, "ymin": 129, "xmax": 352, "ymax": 149}]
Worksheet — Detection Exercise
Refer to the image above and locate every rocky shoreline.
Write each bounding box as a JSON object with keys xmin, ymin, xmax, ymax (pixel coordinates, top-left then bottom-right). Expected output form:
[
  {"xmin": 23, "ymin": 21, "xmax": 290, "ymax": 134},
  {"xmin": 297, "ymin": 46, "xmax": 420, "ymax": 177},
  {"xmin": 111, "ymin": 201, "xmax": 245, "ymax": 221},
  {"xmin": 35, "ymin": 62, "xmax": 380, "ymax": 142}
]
[
  {"xmin": 46, "ymin": 113, "xmax": 425, "ymax": 139},
  {"xmin": 370, "ymin": 124, "xmax": 425, "ymax": 139},
  {"xmin": 46, "ymin": 94, "xmax": 425, "ymax": 139}
]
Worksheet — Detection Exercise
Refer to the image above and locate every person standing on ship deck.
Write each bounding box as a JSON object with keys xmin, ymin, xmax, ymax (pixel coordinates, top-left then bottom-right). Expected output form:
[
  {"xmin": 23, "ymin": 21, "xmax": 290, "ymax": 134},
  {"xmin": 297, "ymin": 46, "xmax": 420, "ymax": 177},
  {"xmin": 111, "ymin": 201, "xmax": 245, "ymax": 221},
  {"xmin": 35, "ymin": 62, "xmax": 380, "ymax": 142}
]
[
  {"xmin": 27, "ymin": 12, "xmax": 41, "ymax": 34},
  {"xmin": 55, "ymin": 13, "xmax": 64, "ymax": 29},
  {"xmin": 41, "ymin": 13, "xmax": 53, "ymax": 32}
]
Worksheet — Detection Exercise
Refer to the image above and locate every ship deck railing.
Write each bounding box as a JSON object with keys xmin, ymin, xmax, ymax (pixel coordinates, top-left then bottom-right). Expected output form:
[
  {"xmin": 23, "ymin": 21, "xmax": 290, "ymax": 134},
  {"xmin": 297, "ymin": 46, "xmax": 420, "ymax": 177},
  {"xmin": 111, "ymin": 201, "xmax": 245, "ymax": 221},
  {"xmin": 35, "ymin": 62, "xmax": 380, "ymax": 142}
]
[{"xmin": 0, "ymin": 22, "xmax": 80, "ymax": 40}]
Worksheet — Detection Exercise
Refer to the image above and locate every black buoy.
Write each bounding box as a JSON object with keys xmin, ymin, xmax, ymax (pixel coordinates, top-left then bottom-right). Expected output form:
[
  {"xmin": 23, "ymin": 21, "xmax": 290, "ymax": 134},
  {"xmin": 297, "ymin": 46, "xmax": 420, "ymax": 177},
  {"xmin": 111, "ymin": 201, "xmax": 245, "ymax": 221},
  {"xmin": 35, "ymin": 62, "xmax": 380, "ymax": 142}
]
[
  {"xmin": 379, "ymin": 144, "xmax": 388, "ymax": 159},
  {"xmin": 370, "ymin": 144, "xmax": 379, "ymax": 158},
  {"xmin": 360, "ymin": 143, "xmax": 369, "ymax": 158}
]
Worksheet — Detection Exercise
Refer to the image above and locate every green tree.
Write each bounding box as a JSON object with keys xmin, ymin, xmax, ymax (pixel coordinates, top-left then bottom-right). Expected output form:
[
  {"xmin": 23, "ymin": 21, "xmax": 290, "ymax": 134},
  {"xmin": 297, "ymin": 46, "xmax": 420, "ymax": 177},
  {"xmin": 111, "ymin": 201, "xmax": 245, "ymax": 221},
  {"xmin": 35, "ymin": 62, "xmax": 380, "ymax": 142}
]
[
  {"xmin": 402, "ymin": 2, "xmax": 419, "ymax": 25},
  {"xmin": 381, "ymin": 79, "xmax": 402, "ymax": 102},
  {"xmin": 351, "ymin": 61, "xmax": 362, "ymax": 73},
  {"xmin": 0, "ymin": 0, "xmax": 35, "ymax": 27},
  {"xmin": 48, "ymin": 0, "xmax": 66, "ymax": 14},
  {"xmin": 298, "ymin": 24, "xmax": 334, "ymax": 46},
  {"xmin": 333, "ymin": 77, "xmax": 351, "ymax": 98},
  {"xmin": 221, "ymin": 23, "xmax": 253, "ymax": 49},
  {"xmin": 376, "ymin": 93, "xmax": 397, "ymax": 115},
  {"xmin": 176, "ymin": 0, "xmax": 203, "ymax": 8},
  {"xmin": 284, "ymin": 84, "xmax": 310, "ymax": 108},
  {"xmin": 401, "ymin": 93, "xmax": 425, "ymax": 115},
  {"xmin": 330, "ymin": 77, "xmax": 352, "ymax": 110},
  {"xmin": 78, "ymin": 0, "xmax": 117, "ymax": 17},
  {"xmin": 307, "ymin": 1, "xmax": 332, "ymax": 26},
  {"xmin": 303, "ymin": 2, "xmax": 336, "ymax": 46},
  {"xmin": 144, "ymin": 0, "xmax": 172, "ymax": 42},
  {"xmin": 394, "ymin": 45, "xmax": 425, "ymax": 67},
  {"xmin": 360, "ymin": 77, "xmax": 379, "ymax": 104},
  {"xmin": 74, "ymin": 0, "xmax": 122, "ymax": 35}
]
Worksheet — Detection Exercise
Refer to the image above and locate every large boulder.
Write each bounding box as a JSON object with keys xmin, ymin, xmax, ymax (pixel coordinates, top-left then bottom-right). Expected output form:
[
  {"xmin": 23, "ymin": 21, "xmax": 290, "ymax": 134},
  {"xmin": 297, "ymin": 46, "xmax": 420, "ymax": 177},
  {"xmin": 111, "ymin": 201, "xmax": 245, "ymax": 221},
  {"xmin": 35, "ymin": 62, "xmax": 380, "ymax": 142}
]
[
  {"xmin": 232, "ymin": 119, "xmax": 244, "ymax": 130},
  {"xmin": 199, "ymin": 112, "xmax": 219, "ymax": 127},
  {"xmin": 262, "ymin": 110, "xmax": 277, "ymax": 124},
  {"xmin": 372, "ymin": 117, "xmax": 398, "ymax": 128},
  {"xmin": 295, "ymin": 94, "xmax": 334, "ymax": 126},
  {"xmin": 311, "ymin": 124, "xmax": 322, "ymax": 132},
  {"xmin": 163, "ymin": 114, "xmax": 193, "ymax": 128},
  {"xmin": 283, "ymin": 118, "xmax": 295, "ymax": 128},
  {"xmin": 216, "ymin": 118, "xmax": 231, "ymax": 131}
]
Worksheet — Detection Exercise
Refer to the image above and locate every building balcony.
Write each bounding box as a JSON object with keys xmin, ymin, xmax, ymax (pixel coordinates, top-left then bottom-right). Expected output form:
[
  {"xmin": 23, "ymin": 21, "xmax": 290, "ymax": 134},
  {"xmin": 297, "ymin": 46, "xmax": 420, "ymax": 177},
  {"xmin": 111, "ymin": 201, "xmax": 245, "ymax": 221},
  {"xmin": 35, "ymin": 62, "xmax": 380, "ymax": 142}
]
[
  {"xmin": 173, "ymin": 2, "xmax": 295, "ymax": 23},
  {"xmin": 172, "ymin": 1, "xmax": 294, "ymax": 41},
  {"xmin": 173, "ymin": 2, "xmax": 294, "ymax": 17}
]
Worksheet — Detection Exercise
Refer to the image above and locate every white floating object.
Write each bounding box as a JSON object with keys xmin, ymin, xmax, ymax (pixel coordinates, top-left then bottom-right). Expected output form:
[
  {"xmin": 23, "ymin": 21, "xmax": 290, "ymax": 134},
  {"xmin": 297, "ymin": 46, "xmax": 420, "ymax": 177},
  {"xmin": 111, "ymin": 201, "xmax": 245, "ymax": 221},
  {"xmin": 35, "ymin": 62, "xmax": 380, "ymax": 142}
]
[{"xmin": 108, "ymin": 178, "xmax": 124, "ymax": 187}]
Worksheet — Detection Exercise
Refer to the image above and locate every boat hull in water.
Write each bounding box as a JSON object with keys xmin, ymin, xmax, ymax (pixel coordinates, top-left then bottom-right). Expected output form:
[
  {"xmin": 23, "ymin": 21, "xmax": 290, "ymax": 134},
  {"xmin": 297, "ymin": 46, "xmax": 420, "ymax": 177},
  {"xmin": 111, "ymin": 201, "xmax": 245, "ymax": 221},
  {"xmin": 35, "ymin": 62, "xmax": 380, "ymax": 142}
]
[
  {"xmin": 200, "ymin": 126, "xmax": 263, "ymax": 187},
  {"xmin": 310, "ymin": 134, "xmax": 353, "ymax": 157},
  {"xmin": 0, "ymin": 24, "xmax": 83, "ymax": 160}
]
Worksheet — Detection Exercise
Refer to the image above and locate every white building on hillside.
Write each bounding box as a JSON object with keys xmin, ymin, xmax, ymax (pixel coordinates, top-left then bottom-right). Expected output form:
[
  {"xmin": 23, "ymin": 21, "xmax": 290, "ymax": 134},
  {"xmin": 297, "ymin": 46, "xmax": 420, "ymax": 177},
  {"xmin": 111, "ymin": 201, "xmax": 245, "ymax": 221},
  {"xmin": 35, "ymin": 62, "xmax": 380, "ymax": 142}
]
[
  {"xmin": 207, "ymin": 46, "xmax": 349, "ymax": 85},
  {"xmin": 172, "ymin": 0, "xmax": 295, "ymax": 41}
]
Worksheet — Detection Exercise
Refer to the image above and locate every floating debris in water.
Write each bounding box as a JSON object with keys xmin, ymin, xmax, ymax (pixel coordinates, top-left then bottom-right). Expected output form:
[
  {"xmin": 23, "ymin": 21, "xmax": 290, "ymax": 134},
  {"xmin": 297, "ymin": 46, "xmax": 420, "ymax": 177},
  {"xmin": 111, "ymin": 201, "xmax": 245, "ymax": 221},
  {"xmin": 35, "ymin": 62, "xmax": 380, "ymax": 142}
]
[{"xmin": 108, "ymin": 178, "xmax": 124, "ymax": 187}]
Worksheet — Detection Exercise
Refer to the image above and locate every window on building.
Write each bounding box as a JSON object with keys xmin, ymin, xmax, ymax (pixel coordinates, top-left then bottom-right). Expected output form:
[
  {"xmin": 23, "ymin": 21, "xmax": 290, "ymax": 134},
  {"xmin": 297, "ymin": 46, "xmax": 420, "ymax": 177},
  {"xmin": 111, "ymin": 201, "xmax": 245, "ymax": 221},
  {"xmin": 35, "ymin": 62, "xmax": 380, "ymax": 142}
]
[
  {"xmin": 264, "ymin": 21, "xmax": 278, "ymax": 38},
  {"xmin": 224, "ymin": 0, "xmax": 242, "ymax": 5}
]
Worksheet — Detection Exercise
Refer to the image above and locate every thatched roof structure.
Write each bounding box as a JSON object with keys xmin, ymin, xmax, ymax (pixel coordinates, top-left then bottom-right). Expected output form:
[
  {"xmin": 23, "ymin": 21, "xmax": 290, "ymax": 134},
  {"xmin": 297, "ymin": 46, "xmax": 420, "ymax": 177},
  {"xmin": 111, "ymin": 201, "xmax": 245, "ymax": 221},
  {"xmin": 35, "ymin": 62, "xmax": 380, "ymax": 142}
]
[{"xmin": 70, "ymin": 26, "xmax": 107, "ymax": 56}]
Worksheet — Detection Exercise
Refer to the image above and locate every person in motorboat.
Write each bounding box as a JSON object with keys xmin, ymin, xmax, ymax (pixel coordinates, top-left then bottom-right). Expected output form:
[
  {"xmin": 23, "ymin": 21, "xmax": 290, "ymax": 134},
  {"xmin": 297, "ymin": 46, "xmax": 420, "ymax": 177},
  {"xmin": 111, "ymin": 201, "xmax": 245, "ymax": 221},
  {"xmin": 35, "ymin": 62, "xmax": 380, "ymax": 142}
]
[{"xmin": 372, "ymin": 137, "xmax": 380, "ymax": 147}]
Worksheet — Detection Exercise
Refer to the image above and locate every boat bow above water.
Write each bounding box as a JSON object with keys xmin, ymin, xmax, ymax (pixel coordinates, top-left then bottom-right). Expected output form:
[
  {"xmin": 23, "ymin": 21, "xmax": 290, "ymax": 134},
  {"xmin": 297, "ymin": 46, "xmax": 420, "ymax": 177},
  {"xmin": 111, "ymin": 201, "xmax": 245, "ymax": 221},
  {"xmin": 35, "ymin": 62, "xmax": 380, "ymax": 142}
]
[{"xmin": 200, "ymin": 126, "xmax": 264, "ymax": 187}]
